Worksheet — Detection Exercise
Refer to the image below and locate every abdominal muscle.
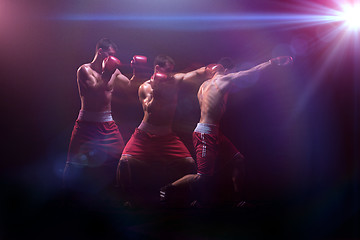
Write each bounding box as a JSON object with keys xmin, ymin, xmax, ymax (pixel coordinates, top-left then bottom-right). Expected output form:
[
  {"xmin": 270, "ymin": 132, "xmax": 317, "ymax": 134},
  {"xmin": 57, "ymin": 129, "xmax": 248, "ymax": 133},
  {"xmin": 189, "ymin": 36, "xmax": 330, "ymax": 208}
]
[
  {"xmin": 143, "ymin": 93, "xmax": 178, "ymax": 126},
  {"xmin": 80, "ymin": 88, "xmax": 113, "ymax": 112}
]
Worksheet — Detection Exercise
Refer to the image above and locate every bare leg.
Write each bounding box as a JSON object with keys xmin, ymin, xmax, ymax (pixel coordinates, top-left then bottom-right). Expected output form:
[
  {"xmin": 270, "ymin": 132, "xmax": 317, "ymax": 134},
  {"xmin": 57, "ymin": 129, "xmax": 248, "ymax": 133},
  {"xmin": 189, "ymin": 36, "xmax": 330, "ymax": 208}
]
[
  {"xmin": 160, "ymin": 174, "xmax": 200, "ymax": 207},
  {"xmin": 172, "ymin": 173, "xmax": 199, "ymax": 188},
  {"xmin": 232, "ymin": 153, "xmax": 246, "ymax": 201},
  {"xmin": 232, "ymin": 154, "xmax": 246, "ymax": 200},
  {"xmin": 117, "ymin": 156, "xmax": 196, "ymax": 208},
  {"xmin": 116, "ymin": 157, "xmax": 134, "ymax": 206}
]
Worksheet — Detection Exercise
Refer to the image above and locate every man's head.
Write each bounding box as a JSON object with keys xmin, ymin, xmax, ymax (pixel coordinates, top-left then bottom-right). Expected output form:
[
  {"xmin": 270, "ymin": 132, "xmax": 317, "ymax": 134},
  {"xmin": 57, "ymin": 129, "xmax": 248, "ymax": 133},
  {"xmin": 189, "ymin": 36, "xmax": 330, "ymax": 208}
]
[
  {"xmin": 217, "ymin": 57, "xmax": 235, "ymax": 74},
  {"xmin": 95, "ymin": 38, "xmax": 118, "ymax": 60},
  {"xmin": 154, "ymin": 55, "xmax": 175, "ymax": 74}
]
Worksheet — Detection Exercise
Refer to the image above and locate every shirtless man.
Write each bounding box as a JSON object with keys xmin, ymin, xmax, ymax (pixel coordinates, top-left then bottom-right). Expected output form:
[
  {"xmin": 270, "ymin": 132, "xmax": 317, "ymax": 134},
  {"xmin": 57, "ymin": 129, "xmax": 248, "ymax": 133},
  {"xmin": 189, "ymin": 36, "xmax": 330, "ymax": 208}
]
[
  {"xmin": 160, "ymin": 56, "xmax": 293, "ymax": 207},
  {"xmin": 116, "ymin": 55, "xmax": 216, "ymax": 207},
  {"xmin": 63, "ymin": 38, "xmax": 146, "ymax": 204}
]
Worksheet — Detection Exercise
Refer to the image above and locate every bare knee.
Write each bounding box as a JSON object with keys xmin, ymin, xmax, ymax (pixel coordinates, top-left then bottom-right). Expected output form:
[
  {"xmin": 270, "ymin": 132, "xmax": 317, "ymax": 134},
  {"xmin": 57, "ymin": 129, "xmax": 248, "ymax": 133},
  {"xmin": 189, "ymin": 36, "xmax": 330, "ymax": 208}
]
[
  {"xmin": 117, "ymin": 157, "xmax": 130, "ymax": 185},
  {"xmin": 184, "ymin": 157, "xmax": 195, "ymax": 165}
]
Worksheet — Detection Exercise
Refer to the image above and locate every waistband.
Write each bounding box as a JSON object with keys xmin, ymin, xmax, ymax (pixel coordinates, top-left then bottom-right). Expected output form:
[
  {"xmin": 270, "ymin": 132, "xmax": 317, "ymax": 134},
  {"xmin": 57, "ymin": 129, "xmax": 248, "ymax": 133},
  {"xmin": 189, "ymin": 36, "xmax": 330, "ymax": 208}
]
[
  {"xmin": 77, "ymin": 110, "xmax": 113, "ymax": 122},
  {"xmin": 138, "ymin": 121, "xmax": 172, "ymax": 136},
  {"xmin": 194, "ymin": 123, "xmax": 219, "ymax": 135}
]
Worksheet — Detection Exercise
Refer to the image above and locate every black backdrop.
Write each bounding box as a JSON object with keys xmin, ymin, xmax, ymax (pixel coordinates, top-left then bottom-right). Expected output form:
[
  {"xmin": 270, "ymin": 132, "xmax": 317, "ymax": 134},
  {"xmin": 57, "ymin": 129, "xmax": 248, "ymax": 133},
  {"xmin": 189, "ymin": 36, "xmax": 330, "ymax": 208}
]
[{"xmin": 0, "ymin": 0, "xmax": 358, "ymax": 239}]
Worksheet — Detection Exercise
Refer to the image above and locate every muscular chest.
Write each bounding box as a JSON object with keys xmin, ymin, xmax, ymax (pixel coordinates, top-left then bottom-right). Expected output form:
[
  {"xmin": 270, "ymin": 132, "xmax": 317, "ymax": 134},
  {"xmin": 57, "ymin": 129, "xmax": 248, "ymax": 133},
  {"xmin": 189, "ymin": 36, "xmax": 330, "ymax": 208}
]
[
  {"xmin": 152, "ymin": 83, "xmax": 179, "ymax": 101},
  {"xmin": 92, "ymin": 72, "xmax": 114, "ymax": 91}
]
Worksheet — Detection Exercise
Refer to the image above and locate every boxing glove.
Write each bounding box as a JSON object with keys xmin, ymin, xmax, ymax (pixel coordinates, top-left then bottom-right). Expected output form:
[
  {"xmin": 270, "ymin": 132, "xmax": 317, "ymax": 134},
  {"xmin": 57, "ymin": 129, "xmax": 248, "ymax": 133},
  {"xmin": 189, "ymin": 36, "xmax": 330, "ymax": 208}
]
[
  {"xmin": 152, "ymin": 72, "xmax": 168, "ymax": 82},
  {"xmin": 102, "ymin": 56, "xmax": 121, "ymax": 75},
  {"xmin": 206, "ymin": 63, "xmax": 225, "ymax": 74},
  {"xmin": 270, "ymin": 56, "xmax": 293, "ymax": 66},
  {"xmin": 131, "ymin": 55, "xmax": 147, "ymax": 68}
]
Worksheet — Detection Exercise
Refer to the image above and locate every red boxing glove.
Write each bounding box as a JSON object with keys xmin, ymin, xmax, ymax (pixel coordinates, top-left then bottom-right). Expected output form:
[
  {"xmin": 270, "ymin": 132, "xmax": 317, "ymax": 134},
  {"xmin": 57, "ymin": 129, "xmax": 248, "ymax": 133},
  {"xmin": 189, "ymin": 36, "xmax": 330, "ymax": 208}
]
[
  {"xmin": 152, "ymin": 72, "xmax": 168, "ymax": 82},
  {"xmin": 270, "ymin": 56, "xmax": 293, "ymax": 66},
  {"xmin": 206, "ymin": 63, "xmax": 225, "ymax": 75},
  {"xmin": 102, "ymin": 56, "xmax": 121, "ymax": 75},
  {"xmin": 131, "ymin": 55, "xmax": 147, "ymax": 68}
]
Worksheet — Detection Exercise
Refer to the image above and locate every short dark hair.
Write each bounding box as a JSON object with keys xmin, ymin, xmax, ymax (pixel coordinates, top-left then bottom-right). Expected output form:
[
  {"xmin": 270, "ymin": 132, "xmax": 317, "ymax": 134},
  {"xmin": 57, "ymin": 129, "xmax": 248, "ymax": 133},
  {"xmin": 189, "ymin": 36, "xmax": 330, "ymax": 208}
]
[
  {"xmin": 218, "ymin": 57, "xmax": 235, "ymax": 71},
  {"xmin": 154, "ymin": 55, "xmax": 175, "ymax": 68},
  {"xmin": 95, "ymin": 38, "xmax": 118, "ymax": 52}
]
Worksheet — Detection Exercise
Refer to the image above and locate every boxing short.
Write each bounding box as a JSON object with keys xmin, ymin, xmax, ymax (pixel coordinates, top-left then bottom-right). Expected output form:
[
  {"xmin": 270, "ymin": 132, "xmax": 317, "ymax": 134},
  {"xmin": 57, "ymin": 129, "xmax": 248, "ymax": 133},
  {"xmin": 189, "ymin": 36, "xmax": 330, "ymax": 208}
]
[
  {"xmin": 121, "ymin": 127, "xmax": 192, "ymax": 161},
  {"xmin": 66, "ymin": 110, "xmax": 124, "ymax": 167},
  {"xmin": 193, "ymin": 123, "xmax": 243, "ymax": 176}
]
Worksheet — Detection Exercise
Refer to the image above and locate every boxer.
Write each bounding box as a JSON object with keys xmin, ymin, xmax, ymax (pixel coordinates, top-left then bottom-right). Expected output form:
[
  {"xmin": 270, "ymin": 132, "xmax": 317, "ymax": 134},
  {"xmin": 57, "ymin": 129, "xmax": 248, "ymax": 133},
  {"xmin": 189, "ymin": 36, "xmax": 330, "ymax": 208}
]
[
  {"xmin": 116, "ymin": 55, "xmax": 217, "ymax": 207},
  {"xmin": 160, "ymin": 56, "xmax": 293, "ymax": 208},
  {"xmin": 63, "ymin": 38, "xmax": 147, "ymax": 206}
]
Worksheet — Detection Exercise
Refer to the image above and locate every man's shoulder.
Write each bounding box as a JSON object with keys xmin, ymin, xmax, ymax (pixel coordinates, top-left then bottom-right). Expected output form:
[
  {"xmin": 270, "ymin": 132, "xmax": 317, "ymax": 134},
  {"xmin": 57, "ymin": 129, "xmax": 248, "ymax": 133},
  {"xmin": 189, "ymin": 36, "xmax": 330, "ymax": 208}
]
[
  {"xmin": 139, "ymin": 80, "xmax": 152, "ymax": 91},
  {"xmin": 78, "ymin": 63, "xmax": 92, "ymax": 71},
  {"xmin": 77, "ymin": 63, "xmax": 94, "ymax": 76},
  {"xmin": 200, "ymin": 79, "xmax": 212, "ymax": 87},
  {"xmin": 173, "ymin": 73, "xmax": 186, "ymax": 84},
  {"xmin": 77, "ymin": 63, "xmax": 99, "ymax": 84},
  {"xmin": 140, "ymin": 79, "xmax": 151, "ymax": 86}
]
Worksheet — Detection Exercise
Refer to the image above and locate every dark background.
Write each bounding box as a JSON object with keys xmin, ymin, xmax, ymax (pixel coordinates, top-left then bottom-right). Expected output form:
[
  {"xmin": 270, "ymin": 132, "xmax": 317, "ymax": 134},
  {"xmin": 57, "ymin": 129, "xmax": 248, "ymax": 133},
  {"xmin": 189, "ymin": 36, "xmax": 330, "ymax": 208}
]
[{"xmin": 0, "ymin": 0, "xmax": 358, "ymax": 239}]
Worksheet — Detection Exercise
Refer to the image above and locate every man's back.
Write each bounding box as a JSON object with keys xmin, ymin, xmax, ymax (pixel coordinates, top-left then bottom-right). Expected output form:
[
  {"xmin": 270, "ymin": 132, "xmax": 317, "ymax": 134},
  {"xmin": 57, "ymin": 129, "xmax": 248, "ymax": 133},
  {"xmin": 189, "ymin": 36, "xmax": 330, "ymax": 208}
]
[{"xmin": 198, "ymin": 76, "xmax": 231, "ymax": 125}]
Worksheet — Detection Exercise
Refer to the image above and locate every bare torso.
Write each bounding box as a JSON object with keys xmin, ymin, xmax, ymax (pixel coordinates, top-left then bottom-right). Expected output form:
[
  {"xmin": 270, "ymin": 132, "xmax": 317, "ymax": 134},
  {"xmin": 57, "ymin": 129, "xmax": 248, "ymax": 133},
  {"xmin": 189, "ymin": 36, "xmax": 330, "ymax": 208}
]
[
  {"xmin": 78, "ymin": 63, "xmax": 116, "ymax": 112},
  {"xmin": 198, "ymin": 61, "xmax": 274, "ymax": 125},
  {"xmin": 139, "ymin": 76, "xmax": 181, "ymax": 126},
  {"xmin": 197, "ymin": 75, "xmax": 231, "ymax": 125}
]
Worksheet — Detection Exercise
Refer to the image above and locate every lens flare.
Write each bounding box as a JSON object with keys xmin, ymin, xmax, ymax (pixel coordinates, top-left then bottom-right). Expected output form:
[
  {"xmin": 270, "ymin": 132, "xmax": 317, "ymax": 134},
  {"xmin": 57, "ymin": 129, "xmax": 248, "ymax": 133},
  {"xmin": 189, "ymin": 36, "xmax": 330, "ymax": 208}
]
[{"xmin": 339, "ymin": 3, "xmax": 360, "ymax": 30}]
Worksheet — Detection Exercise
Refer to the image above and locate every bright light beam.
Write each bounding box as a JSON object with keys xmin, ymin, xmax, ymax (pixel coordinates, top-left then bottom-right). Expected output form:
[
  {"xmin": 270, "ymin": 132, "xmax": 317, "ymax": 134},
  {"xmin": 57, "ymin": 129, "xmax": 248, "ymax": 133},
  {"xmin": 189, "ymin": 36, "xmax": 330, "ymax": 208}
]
[
  {"xmin": 45, "ymin": 0, "xmax": 359, "ymax": 33},
  {"xmin": 338, "ymin": 3, "xmax": 360, "ymax": 31}
]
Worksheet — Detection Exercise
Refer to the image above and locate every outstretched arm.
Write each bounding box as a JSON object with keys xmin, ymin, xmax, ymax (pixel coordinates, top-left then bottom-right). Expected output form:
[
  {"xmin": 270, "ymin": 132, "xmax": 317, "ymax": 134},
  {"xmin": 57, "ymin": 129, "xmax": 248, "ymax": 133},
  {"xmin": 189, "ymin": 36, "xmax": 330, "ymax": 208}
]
[
  {"xmin": 219, "ymin": 56, "xmax": 293, "ymax": 86},
  {"xmin": 175, "ymin": 66, "xmax": 214, "ymax": 86},
  {"xmin": 221, "ymin": 61, "xmax": 271, "ymax": 82}
]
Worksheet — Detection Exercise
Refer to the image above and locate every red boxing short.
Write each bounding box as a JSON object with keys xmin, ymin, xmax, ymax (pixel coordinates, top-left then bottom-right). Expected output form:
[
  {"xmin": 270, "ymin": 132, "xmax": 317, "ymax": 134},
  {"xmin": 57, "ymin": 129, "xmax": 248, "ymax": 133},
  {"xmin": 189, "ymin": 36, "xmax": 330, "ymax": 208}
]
[
  {"xmin": 122, "ymin": 128, "xmax": 192, "ymax": 161},
  {"xmin": 67, "ymin": 120, "xmax": 124, "ymax": 167},
  {"xmin": 193, "ymin": 130, "xmax": 241, "ymax": 176}
]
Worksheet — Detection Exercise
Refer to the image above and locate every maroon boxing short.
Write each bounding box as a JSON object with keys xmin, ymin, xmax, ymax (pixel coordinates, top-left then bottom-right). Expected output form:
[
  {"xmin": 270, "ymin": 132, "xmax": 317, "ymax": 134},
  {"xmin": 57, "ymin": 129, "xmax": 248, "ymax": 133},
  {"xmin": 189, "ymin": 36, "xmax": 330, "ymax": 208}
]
[
  {"xmin": 193, "ymin": 123, "xmax": 242, "ymax": 176},
  {"xmin": 121, "ymin": 128, "xmax": 192, "ymax": 161},
  {"xmin": 67, "ymin": 118, "xmax": 124, "ymax": 167}
]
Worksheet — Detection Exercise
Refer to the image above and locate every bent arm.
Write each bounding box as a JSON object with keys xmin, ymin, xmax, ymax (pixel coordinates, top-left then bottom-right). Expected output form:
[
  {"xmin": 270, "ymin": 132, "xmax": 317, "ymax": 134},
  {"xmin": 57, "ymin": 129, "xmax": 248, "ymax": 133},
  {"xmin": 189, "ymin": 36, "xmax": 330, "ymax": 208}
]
[
  {"xmin": 129, "ymin": 72, "xmax": 148, "ymax": 88},
  {"xmin": 129, "ymin": 55, "xmax": 149, "ymax": 87},
  {"xmin": 77, "ymin": 66, "xmax": 99, "ymax": 90},
  {"xmin": 138, "ymin": 83, "xmax": 153, "ymax": 112},
  {"xmin": 112, "ymin": 69, "xmax": 131, "ymax": 88}
]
